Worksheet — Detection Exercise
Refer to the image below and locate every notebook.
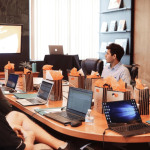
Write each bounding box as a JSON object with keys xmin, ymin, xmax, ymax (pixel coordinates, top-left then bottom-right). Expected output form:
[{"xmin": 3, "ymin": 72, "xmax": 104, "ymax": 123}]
[
  {"xmin": 103, "ymin": 99, "xmax": 150, "ymax": 137},
  {"xmin": 16, "ymin": 79, "xmax": 54, "ymax": 106},
  {"xmin": 43, "ymin": 87, "xmax": 93, "ymax": 125},
  {"xmin": 49, "ymin": 45, "xmax": 64, "ymax": 55},
  {"xmin": 1, "ymin": 73, "xmax": 19, "ymax": 92}
]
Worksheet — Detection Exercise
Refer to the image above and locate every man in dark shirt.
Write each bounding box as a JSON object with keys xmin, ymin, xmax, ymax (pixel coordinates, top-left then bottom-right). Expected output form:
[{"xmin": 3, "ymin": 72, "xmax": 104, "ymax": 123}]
[{"xmin": 0, "ymin": 89, "xmax": 76, "ymax": 150}]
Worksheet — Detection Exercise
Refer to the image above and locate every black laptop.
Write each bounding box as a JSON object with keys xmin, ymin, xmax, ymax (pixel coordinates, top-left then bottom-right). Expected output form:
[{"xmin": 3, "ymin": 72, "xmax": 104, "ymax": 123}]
[
  {"xmin": 1, "ymin": 73, "xmax": 19, "ymax": 92},
  {"xmin": 44, "ymin": 87, "xmax": 93, "ymax": 125},
  {"xmin": 103, "ymin": 99, "xmax": 150, "ymax": 137}
]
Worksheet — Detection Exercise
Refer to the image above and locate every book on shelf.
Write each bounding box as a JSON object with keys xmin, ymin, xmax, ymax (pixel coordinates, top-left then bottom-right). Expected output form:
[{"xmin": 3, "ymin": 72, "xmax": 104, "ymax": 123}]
[
  {"xmin": 109, "ymin": 21, "xmax": 117, "ymax": 31},
  {"xmin": 108, "ymin": 0, "xmax": 122, "ymax": 10},
  {"xmin": 101, "ymin": 22, "xmax": 108, "ymax": 32},
  {"xmin": 117, "ymin": 20, "xmax": 126, "ymax": 31},
  {"xmin": 115, "ymin": 39, "xmax": 127, "ymax": 54},
  {"xmin": 100, "ymin": 42, "xmax": 107, "ymax": 53}
]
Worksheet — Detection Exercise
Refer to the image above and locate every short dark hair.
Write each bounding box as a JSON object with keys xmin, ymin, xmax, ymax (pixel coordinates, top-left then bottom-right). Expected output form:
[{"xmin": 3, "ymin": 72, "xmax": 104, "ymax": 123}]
[{"xmin": 106, "ymin": 43, "xmax": 124, "ymax": 61}]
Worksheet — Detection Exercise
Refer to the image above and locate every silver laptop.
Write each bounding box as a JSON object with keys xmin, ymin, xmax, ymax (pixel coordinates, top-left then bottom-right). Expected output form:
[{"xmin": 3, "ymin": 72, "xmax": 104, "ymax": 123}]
[
  {"xmin": 1, "ymin": 73, "xmax": 19, "ymax": 92},
  {"xmin": 49, "ymin": 45, "xmax": 64, "ymax": 55},
  {"xmin": 16, "ymin": 79, "xmax": 54, "ymax": 106}
]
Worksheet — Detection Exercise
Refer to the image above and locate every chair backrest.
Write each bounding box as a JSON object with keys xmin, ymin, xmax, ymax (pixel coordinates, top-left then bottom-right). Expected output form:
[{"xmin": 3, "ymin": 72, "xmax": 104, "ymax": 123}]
[
  {"xmin": 124, "ymin": 64, "xmax": 138, "ymax": 85},
  {"xmin": 81, "ymin": 58, "xmax": 103, "ymax": 76}
]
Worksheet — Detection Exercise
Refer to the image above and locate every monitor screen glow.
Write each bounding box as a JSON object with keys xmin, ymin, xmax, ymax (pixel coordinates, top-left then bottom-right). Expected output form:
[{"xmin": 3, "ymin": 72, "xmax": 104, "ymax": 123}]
[{"xmin": 0, "ymin": 24, "xmax": 22, "ymax": 53}]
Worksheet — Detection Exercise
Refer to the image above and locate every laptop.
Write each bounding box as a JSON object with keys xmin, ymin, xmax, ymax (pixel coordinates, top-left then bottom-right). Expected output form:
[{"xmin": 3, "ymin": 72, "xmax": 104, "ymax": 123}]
[
  {"xmin": 43, "ymin": 87, "xmax": 93, "ymax": 125},
  {"xmin": 49, "ymin": 45, "xmax": 64, "ymax": 55},
  {"xmin": 16, "ymin": 79, "xmax": 54, "ymax": 106},
  {"xmin": 1, "ymin": 73, "xmax": 19, "ymax": 92},
  {"xmin": 103, "ymin": 99, "xmax": 150, "ymax": 137}
]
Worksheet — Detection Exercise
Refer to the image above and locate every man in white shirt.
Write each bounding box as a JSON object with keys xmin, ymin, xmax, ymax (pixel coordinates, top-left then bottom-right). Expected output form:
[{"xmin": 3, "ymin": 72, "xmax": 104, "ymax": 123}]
[{"xmin": 101, "ymin": 43, "xmax": 131, "ymax": 85}]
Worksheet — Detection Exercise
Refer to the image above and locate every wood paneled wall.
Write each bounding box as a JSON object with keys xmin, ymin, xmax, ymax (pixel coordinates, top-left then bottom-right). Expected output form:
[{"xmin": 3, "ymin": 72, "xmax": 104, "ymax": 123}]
[{"xmin": 134, "ymin": 0, "xmax": 150, "ymax": 88}]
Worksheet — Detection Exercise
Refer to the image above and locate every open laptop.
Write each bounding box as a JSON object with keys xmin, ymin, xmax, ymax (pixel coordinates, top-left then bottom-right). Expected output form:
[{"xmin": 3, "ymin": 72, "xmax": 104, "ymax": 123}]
[
  {"xmin": 103, "ymin": 99, "xmax": 150, "ymax": 137},
  {"xmin": 43, "ymin": 87, "xmax": 93, "ymax": 125},
  {"xmin": 49, "ymin": 45, "xmax": 64, "ymax": 55},
  {"xmin": 1, "ymin": 73, "xmax": 19, "ymax": 92},
  {"xmin": 16, "ymin": 79, "xmax": 54, "ymax": 106}
]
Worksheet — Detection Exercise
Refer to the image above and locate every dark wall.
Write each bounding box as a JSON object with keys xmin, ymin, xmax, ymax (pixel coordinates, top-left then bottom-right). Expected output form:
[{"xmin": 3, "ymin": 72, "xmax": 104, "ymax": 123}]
[{"xmin": 0, "ymin": 0, "xmax": 29, "ymax": 71}]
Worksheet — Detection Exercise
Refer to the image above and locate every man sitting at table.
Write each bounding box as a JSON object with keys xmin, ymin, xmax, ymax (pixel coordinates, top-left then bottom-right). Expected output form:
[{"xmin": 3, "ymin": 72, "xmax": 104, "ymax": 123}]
[
  {"xmin": 101, "ymin": 43, "xmax": 131, "ymax": 85},
  {"xmin": 0, "ymin": 89, "xmax": 76, "ymax": 150}
]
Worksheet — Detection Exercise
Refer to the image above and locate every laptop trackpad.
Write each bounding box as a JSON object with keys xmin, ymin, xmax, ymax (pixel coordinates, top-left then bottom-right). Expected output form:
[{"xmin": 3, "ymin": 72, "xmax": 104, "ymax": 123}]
[{"xmin": 17, "ymin": 99, "xmax": 33, "ymax": 105}]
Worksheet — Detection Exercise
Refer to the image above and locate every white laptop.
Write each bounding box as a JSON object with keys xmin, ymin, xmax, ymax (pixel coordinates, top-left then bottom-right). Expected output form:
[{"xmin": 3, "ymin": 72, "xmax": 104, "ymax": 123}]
[
  {"xmin": 49, "ymin": 45, "xmax": 64, "ymax": 55},
  {"xmin": 16, "ymin": 79, "xmax": 54, "ymax": 106}
]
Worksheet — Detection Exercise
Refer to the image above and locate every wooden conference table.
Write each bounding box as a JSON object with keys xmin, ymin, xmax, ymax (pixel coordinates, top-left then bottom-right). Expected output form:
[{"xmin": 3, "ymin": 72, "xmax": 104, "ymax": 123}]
[
  {"xmin": 4, "ymin": 80, "xmax": 150, "ymax": 143},
  {"xmin": 0, "ymin": 71, "xmax": 39, "ymax": 78}
]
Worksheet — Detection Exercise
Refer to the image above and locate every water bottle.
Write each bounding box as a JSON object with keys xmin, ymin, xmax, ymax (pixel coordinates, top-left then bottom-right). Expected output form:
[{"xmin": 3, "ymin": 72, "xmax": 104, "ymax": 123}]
[
  {"xmin": 32, "ymin": 62, "xmax": 37, "ymax": 73},
  {"xmin": 85, "ymin": 109, "xmax": 94, "ymax": 125}
]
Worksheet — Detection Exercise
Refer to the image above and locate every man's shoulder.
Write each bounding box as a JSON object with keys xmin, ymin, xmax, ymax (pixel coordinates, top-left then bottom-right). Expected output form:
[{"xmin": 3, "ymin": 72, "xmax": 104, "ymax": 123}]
[{"xmin": 119, "ymin": 64, "xmax": 129, "ymax": 71}]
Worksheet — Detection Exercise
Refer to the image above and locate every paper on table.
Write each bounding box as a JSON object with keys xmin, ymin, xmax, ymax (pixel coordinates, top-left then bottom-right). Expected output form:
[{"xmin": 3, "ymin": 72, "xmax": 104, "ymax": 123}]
[
  {"xmin": 34, "ymin": 107, "xmax": 63, "ymax": 115},
  {"xmin": 3, "ymin": 90, "xmax": 26, "ymax": 95},
  {"xmin": 43, "ymin": 108, "xmax": 62, "ymax": 113}
]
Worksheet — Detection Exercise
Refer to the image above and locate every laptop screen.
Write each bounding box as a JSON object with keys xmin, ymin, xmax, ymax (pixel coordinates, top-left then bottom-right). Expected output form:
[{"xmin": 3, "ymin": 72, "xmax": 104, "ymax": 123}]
[
  {"xmin": 37, "ymin": 80, "xmax": 53, "ymax": 100},
  {"xmin": 102, "ymin": 99, "xmax": 142, "ymax": 127},
  {"xmin": 6, "ymin": 74, "xmax": 19, "ymax": 89},
  {"xmin": 67, "ymin": 87, "xmax": 93, "ymax": 116}
]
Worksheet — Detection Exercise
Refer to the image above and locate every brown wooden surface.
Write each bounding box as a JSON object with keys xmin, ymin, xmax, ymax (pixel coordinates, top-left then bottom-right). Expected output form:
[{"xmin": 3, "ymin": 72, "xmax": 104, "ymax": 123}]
[
  {"xmin": 4, "ymin": 85, "xmax": 150, "ymax": 143},
  {"xmin": 134, "ymin": 0, "xmax": 150, "ymax": 89},
  {"xmin": 0, "ymin": 71, "xmax": 39, "ymax": 78}
]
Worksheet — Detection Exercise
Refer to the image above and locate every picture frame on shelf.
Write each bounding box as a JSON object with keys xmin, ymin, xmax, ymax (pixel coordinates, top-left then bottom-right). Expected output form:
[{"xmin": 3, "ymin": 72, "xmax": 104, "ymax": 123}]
[
  {"xmin": 117, "ymin": 20, "xmax": 126, "ymax": 31},
  {"xmin": 100, "ymin": 42, "xmax": 107, "ymax": 53},
  {"xmin": 108, "ymin": 0, "xmax": 122, "ymax": 10},
  {"xmin": 109, "ymin": 20, "xmax": 117, "ymax": 31},
  {"xmin": 115, "ymin": 39, "xmax": 128, "ymax": 54},
  {"xmin": 101, "ymin": 22, "xmax": 108, "ymax": 32}
]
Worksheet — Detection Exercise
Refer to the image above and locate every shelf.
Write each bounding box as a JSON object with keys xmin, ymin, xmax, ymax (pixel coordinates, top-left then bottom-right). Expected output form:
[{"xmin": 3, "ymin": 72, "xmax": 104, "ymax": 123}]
[
  {"xmin": 100, "ymin": 30, "xmax": 131, "ymax": 34},
  {"xmin": 98, "ymin": 51, "xmax": 130, "ymax": 56},
  {"xmin": 100, "ymin": 6, "xmax": 131, "ymax": 14}
]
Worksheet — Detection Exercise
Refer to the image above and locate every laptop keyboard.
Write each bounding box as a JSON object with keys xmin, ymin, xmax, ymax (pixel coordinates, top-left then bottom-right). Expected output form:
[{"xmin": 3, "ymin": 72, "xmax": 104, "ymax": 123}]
[
  {"xmin": 111, "ymin": 123, "xmax": 150, "ymax": 133},
  {"xmin": 1, "ymin": 87, "xmax": 11, "ymax": 91},
  {"xmin": 54, "ymin": 111, "xmax": 85, "ymax": 121},
  {"xmin": 26, "ymin": 98, "xmax": 43, "ymax": 104}
]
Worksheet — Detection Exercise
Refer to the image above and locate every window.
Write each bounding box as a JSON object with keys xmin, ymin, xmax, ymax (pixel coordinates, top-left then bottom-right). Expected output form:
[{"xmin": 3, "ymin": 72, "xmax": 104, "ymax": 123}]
[{"xmin": 30, "ymin": 0, "xmax": 100, "ymax": 60}]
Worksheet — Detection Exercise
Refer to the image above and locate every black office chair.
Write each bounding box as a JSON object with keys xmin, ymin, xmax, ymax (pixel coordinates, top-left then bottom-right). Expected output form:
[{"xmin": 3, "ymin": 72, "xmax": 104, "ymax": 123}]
[
  {"xmin": 124, "ymin": 64, "xmax": 138, "ymax": 86},
  {"xmin": 81, "ymin": 58, "xmax": 103, "ymax": 76}
]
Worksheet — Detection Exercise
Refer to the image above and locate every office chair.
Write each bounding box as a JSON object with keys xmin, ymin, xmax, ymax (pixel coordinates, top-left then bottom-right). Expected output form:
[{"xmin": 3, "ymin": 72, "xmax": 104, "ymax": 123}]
[
  {"xmin": 124, "ymin": 64, "xmax": 138, "ymax": 86},
  {"xmin": 81, "ymin": 58, "xmax": 103, "ymax": 76}
]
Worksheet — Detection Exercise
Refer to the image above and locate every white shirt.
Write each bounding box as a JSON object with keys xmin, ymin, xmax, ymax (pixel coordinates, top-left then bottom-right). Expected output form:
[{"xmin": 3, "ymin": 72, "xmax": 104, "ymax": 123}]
[{"xmin": 101, "ymin": 62, "xmax": 131, "ymax": 85}]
